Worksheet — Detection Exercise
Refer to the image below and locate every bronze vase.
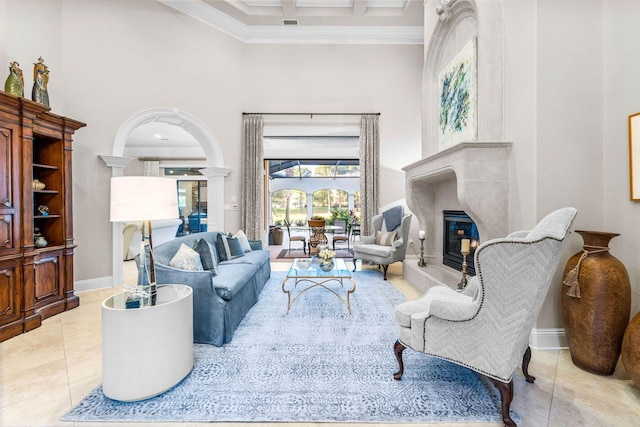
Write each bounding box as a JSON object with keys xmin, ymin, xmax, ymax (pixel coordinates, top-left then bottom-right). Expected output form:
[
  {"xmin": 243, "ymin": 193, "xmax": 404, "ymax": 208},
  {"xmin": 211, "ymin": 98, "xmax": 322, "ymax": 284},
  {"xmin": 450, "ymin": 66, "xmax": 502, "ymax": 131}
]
[
  {"xmin": 561, "ymin": 230, "xmax": 630, "ymax": 375},
  {"xmin": 622, "ymin": 311, "xmax": 640, "ymax": 386}
]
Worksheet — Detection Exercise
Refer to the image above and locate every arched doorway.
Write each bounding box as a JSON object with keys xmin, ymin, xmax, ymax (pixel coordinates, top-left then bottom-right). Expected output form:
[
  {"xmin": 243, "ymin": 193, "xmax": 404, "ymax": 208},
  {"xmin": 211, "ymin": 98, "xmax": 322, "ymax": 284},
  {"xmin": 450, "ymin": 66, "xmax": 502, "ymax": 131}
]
[{"xmin": 101, "ymin": 108, "xmax": 230, "ymax": 285}]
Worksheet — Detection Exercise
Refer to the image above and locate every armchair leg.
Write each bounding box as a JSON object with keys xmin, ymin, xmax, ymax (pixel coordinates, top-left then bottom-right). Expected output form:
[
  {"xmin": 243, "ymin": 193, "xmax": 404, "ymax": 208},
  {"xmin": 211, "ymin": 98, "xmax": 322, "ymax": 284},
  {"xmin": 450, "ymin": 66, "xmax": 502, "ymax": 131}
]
[
  {"xmin": 393, "ymin": 340, "xmax": 406, "ymax": 380},
  {"xmin": 522, "ymin": 346, "xmax": 535, "ymax": 383},
  {"xmin": 486, "ymin": 377, "xmax": 516, "ymax": 427},
  {"xmin": 352, "ymin": 259, "xmax": 358, "ymax": 272},
  {"xmin": 382, "ymin": 264, "xmax": 389, "ymax": 280}
]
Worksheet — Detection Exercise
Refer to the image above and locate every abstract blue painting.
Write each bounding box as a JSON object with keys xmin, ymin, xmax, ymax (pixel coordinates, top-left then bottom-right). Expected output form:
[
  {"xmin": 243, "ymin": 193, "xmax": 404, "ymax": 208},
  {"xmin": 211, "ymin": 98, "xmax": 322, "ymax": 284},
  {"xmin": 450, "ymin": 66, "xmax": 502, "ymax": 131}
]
[{"xmin": 438, "ymin": 38, "xmax": 477, "ymax": 149}]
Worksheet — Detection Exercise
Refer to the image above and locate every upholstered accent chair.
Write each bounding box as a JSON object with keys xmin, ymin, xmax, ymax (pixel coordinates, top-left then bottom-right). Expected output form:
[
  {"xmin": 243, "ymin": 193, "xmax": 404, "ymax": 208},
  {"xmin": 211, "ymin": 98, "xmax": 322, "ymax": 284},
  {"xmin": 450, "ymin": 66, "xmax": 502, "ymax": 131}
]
[
  {"xmin": 393, "ymin": 207, "xmax": 577, "ymax": 427},
  {"xmin": 352, "ymin": 207, "xmax": 412, "ymax": 280},
  {"xmin": 284, "ymin": 219, "xmax": 306, "ymax": 255}
]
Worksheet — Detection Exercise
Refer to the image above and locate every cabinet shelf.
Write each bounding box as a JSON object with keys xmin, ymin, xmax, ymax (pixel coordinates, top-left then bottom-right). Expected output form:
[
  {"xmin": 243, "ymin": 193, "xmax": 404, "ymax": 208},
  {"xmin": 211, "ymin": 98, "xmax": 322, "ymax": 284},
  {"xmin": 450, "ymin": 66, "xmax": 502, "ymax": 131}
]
[
  {"xmin": 33, "ymin": 163, "xmax": 59, "ymax": 170},
  {"xmin": 34, "ymin": 215, "xmax": 61, "ymax": 219},
  {"xmin": 33, "ymin": 190, "xmax": 59, "ymax": 194}
]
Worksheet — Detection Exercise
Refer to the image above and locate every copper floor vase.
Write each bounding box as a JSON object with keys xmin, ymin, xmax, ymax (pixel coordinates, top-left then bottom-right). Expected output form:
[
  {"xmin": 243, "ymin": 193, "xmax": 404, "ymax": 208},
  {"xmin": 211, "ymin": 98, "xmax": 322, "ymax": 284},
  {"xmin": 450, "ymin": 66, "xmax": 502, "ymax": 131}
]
[{"xmin": 561, "ymin": 230, "xmax": 631, "ymax": 376}]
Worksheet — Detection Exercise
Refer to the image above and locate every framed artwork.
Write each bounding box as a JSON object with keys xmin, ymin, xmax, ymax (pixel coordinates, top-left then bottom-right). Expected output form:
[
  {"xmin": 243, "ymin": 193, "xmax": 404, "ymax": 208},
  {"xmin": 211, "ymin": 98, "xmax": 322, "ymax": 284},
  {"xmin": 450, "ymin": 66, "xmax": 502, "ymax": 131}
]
[
  {"xmin": 629, "ymin": 112, "xmax": 640, "ymax": 200},
  {"xmin": 438, "ymin": 37, "xmax": 478, "ymax": 150}
]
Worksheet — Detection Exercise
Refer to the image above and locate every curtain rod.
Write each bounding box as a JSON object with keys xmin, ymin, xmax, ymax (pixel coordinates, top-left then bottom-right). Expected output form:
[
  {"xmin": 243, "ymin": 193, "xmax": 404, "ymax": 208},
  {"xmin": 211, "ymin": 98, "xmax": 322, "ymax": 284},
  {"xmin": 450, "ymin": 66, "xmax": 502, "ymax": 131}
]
[{"xmin": 242, "ymin": 112, "xmax": 380, "ymax": 116}]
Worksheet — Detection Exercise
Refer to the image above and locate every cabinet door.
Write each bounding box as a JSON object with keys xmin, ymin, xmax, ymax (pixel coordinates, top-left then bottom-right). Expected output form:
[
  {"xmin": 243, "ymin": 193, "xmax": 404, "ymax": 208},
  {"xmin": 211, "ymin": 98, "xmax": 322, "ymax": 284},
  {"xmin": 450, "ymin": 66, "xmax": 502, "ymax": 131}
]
[
  {"xmin": 34, "ymin": 251, "xmax": 63, "ymax": 302},
  {"xmin": 0, "ymin": 258, "xmax": 21, "ymax": 328},
  {"xmin": 0, "ymin": 125, "xmax": 18, "ymax": 255}
]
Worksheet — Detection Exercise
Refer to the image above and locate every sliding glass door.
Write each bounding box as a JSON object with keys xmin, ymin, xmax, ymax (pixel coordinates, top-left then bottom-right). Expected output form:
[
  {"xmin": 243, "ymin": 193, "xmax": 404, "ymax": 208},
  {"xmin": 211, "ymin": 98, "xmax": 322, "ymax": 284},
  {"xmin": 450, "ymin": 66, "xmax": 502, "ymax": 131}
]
[{"xmin": 176, "ymin": 179, "xmax": 208, "ymax": 236}]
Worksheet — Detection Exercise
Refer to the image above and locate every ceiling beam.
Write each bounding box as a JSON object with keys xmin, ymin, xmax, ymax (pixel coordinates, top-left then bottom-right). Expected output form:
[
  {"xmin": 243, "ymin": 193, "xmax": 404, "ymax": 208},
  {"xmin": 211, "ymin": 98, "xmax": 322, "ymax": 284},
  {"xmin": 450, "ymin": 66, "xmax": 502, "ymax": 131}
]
[
  {"xmin": 353, "ymin": 0, "xmax": 367, "ymax": 16},
  {"xmin": 282, "ymin": 0, "xmax": 296, "ymax": 17}
]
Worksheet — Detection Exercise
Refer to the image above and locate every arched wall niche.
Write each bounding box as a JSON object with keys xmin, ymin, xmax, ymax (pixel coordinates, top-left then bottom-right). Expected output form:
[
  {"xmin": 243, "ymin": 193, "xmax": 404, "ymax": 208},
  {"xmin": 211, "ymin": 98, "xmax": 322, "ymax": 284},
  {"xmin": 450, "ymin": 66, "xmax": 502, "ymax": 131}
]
[
  {"xmin": 102, "ymin": 108, "xmax": 230, "ymax": 285},
  {"xmin": 422, "ymin": 0, "xmax": 505, "ymax": 156}
]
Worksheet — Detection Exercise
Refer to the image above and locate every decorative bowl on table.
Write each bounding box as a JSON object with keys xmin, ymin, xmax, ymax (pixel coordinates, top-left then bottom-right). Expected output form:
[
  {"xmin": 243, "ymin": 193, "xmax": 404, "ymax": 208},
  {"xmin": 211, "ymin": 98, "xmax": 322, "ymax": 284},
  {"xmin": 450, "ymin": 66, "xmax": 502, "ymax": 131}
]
[{"xmin": 295, "ymin": 259, "xmax": 311, "ymax": 270}]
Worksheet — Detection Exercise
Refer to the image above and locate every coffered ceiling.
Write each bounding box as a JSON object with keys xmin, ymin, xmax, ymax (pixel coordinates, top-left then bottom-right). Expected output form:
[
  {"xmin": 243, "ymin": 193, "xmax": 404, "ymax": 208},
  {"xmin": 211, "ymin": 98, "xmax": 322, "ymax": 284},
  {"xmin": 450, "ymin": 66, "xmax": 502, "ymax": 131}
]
[{"xmin": 158, "ymin": 0, "xmax": 424, "ymax": 44}]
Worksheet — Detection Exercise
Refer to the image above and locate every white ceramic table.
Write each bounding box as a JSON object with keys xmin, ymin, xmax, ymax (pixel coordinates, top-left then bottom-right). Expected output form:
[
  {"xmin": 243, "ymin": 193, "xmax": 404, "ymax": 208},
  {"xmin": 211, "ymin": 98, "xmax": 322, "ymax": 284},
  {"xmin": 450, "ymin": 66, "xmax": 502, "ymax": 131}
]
[{"xmin": 102, "ymin": 284, "xmax": 193, "ymax": 401}]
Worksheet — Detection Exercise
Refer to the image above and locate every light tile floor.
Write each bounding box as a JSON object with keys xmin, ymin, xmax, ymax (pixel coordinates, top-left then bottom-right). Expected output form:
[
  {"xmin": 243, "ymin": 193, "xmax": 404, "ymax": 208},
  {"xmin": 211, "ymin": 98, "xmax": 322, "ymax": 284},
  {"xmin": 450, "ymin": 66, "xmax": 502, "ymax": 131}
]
[{"xmin": 0, "ymin": 254, "xmax": 639, "ymax": 426}]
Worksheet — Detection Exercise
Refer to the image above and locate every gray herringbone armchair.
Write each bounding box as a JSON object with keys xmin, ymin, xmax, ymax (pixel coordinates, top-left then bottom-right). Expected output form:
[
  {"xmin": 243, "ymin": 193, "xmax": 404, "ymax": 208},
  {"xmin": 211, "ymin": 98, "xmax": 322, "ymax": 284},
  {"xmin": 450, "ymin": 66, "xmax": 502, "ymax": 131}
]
[{"xmin": 393, "ymin": 207, "xmax": 577, "ymax": 427}]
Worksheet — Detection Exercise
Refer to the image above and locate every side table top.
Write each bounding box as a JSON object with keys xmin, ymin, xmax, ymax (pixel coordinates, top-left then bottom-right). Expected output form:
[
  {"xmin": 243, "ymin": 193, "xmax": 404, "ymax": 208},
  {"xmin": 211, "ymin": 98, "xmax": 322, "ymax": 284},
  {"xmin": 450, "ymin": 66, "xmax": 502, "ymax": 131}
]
[{"xmin": 103, "ymin": 284, "xmax": 192, "ymax": 311}]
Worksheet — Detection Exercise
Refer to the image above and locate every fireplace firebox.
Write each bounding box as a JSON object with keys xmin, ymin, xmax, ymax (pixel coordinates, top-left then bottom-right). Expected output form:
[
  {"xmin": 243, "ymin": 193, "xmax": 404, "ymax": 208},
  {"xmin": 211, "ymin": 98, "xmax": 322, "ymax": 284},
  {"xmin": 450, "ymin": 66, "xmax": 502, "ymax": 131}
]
[{"xmin": 443, "ymin": 211, "xmax": 480, "ymax": 275}]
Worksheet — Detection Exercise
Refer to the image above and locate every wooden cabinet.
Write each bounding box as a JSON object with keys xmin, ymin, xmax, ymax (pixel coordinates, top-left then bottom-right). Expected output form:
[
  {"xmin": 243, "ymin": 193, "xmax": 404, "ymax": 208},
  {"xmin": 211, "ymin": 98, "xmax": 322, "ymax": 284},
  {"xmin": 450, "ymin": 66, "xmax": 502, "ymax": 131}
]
[
  {"xmin": 0, "ymin": 92, "xmax": 85, "ymax": 342},
  {"xmin": 0, "ymin": 258, "xmax": 22, "ymax": 342}
]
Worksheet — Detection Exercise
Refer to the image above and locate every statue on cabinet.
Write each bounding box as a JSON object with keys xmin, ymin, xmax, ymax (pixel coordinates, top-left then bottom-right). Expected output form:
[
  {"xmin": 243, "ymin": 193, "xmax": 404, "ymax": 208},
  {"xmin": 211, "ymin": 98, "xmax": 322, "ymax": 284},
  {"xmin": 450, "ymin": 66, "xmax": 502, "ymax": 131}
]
[
  {"xmin": 4, "ymin": 61, "xmax": 24, "ymax": 97},
  {"xmin": 31, "ymin": 57, "xmax": 49, "ymax": 106}
]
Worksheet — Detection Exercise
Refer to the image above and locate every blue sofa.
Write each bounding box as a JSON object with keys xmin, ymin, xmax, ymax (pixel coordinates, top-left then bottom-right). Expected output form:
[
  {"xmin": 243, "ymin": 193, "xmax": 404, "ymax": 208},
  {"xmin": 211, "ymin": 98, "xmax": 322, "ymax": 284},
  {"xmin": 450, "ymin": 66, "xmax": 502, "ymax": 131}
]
[{"xmin": 139, "ymin": 231, "xmax": 271, "ymax": 346}]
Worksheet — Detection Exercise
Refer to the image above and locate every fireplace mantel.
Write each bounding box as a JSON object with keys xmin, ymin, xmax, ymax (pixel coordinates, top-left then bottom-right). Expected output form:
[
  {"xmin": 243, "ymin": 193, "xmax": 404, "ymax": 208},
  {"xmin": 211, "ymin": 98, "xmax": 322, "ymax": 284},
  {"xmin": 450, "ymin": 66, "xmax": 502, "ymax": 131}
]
[{"xmin": 402, "ymin": 141, "xmax": 512, "ymax": 291}]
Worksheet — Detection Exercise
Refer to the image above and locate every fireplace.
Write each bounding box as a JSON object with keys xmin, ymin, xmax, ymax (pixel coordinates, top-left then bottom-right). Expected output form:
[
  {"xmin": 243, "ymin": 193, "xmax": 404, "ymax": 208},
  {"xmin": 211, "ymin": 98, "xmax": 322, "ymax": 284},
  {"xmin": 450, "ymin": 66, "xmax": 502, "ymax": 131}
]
[
  {"xmin": 443, "ymin": 211, "xmax": 480, "ymax": 275},
  {"xmin": 402, "ymin": 142, "xmax": 511, "ymax": 292}
]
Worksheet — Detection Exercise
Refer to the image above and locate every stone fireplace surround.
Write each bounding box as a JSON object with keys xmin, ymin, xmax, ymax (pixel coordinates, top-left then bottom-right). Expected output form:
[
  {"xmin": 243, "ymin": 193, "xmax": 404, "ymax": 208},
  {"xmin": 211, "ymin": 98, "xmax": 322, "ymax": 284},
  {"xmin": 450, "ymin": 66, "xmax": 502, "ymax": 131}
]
[{"xmin": 402, "ymin": 141, "xmax": 512, "ymax": 292}]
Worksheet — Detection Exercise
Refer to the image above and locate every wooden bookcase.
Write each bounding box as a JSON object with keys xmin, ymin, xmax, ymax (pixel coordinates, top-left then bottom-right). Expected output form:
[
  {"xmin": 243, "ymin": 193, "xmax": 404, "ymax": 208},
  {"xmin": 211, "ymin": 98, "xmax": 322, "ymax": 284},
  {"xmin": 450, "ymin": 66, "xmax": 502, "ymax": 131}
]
[{"xmin": 0, "ymin": 92, "xmax": 85, "ymax": 342}]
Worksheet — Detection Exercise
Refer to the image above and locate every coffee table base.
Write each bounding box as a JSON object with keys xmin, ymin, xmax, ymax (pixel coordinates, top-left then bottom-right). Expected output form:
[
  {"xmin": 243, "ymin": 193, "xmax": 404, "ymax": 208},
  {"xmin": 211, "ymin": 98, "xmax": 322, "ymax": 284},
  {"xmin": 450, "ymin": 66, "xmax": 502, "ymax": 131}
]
[{"xmin": 281, "ymin": 277, "xmax": 356, "ymax": 314}]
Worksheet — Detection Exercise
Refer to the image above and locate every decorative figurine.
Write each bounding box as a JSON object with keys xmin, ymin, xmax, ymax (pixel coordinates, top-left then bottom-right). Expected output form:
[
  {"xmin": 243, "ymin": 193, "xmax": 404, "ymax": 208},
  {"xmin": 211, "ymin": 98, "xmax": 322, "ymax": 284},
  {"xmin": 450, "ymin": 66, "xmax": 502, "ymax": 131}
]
[
  {"xmin": 32, "ymin": 179, "xmax": 46, "ymax": 190},
  {"xmin": 34, "ymin": 227, "xmax": 48, "ymax": 248},
  {"xmin": 37, "ymin": 205, "xmax": 49, "ymax": 216},
  {"xmin": 31, "ymin": 57, "xmax": 49, "ymax": 106},
  {"xmin": 4, "ymin": 61, "xmax": 24, "ymax": 97}
]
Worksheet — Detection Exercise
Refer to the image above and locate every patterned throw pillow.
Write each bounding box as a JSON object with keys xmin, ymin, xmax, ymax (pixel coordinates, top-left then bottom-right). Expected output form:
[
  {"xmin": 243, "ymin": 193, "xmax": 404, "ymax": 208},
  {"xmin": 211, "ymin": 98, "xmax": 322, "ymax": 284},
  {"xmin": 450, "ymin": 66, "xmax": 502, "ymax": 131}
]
[
  {"xmin": 216, "ymin": 233, "xmax": 245, "ymax": 261},
  {"xmin": 194, "ymin": 238, "xmax": 218, "ymax": 275},
  {"xmin": 169, "ymin": 243, "xmax": 204, "ymax": 271},
  {"xmin": 233, "ymin": 230, "xmax": 253, "ymax": 253},
  {"xmin": 376, "ymin": 230, "xmax": 398, "ymax": 246}
]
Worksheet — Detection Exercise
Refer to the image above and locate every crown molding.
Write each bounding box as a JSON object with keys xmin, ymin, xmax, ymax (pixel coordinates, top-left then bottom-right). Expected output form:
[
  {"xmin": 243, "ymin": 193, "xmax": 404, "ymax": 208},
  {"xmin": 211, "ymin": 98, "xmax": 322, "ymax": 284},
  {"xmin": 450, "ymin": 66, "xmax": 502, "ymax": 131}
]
[{"xmin": 158, "ymin": 0, "xmax": 423, "ymax": 44}]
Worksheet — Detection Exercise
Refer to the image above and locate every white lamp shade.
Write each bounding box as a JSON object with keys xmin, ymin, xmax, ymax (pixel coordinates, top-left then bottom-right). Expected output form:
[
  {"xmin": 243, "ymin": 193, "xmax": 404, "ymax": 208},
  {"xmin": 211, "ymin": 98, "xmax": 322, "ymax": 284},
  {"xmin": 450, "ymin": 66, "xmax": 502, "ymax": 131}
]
[{"xmin": 110, "ymin": 176, "xmax": 179, "ymax": 222}]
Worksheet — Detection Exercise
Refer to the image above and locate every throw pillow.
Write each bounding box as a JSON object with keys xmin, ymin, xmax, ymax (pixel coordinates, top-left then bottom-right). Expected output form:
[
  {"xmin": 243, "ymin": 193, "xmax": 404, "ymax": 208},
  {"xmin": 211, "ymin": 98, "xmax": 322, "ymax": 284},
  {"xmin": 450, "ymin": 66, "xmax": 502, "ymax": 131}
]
[
  {"xmin": 169, "ymin": 243, "xmax": 204, "ymax": 271},
  {"xmin": 216, "ymin": 233, "xmax": 245, "ymax": 261},
  {"xmin": 382, "ymin": 205, "xmax": 403, "ymax": 231},
  {"xmin": 233, "ymin": 229, "xmax": 253, "ymax": 252},
  {"xmin": 194, "ymin": 238, "xmax": 218, "ymax": 275},
  {"xmin": 376, "ymin": 230, "xmax": 398, "ymax": 246}
]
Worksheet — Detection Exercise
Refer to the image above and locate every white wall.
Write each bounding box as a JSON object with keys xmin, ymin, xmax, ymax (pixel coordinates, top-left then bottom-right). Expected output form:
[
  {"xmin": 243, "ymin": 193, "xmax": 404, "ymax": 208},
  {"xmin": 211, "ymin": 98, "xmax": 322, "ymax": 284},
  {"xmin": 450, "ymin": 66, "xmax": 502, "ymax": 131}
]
[
  {"xmin": 2, "ymin": 0, "xmax": 423, "ymax": 283},
  {"xmin": 603, "ymin": 0, "xmax": 640, "ymax": 316},
  {"xmin": 534, "ymin": 1, "xmax": 606, "ymax": 328}
]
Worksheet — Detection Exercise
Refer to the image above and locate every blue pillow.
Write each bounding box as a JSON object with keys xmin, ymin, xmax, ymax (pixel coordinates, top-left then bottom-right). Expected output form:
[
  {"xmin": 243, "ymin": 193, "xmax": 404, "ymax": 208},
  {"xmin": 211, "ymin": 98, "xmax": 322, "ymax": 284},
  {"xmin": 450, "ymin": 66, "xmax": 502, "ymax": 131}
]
[
  {"xmin": 216, "ymin": 233, "xmax": 245, "ymax": 261},
  {"xmin": 382, "ymin": 206, "xmax": 403, "ymax": 231},
  {"xmin": 194, "ymin": 238, "xmax": 218, "ymax": 275}
]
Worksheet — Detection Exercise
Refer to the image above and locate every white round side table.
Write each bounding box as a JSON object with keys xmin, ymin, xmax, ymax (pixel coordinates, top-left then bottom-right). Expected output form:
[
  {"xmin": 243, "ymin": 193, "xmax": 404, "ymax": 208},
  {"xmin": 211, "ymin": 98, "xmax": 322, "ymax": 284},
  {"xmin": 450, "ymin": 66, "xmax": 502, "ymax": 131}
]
[{"xmin": 102, "ymin": 284, "xmax": 193, "ymax": 401}]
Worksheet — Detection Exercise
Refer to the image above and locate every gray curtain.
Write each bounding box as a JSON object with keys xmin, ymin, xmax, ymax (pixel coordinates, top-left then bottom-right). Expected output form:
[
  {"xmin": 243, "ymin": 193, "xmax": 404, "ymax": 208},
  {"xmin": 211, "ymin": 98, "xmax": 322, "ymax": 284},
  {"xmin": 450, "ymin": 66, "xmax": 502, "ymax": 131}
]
[
  {"xmin": 359, "ymin": 114, "xmax": 379, "ymax": 236},
  {"xmin": 241, "ymin": 114, "xmax": 264, "ymax": 240}
]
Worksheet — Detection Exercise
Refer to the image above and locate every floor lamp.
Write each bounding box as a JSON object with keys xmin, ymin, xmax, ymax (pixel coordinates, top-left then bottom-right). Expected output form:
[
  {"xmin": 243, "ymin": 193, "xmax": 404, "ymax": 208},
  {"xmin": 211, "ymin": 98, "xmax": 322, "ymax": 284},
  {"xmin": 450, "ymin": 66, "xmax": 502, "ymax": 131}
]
[{"xmin": 110, "ymin": 176, "xmax": 179, "ymax": 303}]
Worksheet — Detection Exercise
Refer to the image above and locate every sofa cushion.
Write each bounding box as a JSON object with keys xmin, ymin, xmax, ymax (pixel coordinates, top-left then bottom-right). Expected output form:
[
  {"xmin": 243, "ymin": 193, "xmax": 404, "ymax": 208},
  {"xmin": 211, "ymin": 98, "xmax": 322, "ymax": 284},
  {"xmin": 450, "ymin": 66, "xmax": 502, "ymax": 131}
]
[
  {"xmin": 212, "ymin": 264, "xmax": 258, "ymax": 301},
  {"xmin": 233, "ymin": 230, "xmax": 253, "ymax": 253},
  {"xmin": 376, "ymin": 230, "xmax": 397, "ymax": 246},
  {"xmin": 194, "ymin": 238, "xmax": 218, "ymax": 275},
  {"xmin": 219, "ymin": 249, "xmax": 270, "ymax": 268},
  {"xmin": 169, "ymin": 243, "xmax": 204, "ymax": 271},
  {"xmin": 216, "ymin": 234, "xmax": 245, "ymax": 261}
]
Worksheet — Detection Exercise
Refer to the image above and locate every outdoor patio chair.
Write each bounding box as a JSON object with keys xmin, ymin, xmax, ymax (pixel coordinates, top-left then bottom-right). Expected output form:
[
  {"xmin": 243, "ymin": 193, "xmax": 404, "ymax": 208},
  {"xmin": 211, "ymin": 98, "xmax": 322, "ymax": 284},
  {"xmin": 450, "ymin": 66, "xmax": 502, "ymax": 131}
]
[
  {"xmin": 284, "ymin": 219, "xmax": 306, "ymax": 255},
  {"xmin": 332, "ymin": 219, "xmax": 350, "ymax": 252}
]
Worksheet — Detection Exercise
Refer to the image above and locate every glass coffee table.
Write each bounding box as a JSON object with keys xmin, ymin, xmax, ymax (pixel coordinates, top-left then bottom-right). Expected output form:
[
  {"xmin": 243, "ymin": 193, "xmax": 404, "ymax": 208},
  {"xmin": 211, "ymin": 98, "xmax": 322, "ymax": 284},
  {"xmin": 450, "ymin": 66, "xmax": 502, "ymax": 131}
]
[{"xmin": 281, "ymin": 258, "xmax": 356, "ymax": 314}]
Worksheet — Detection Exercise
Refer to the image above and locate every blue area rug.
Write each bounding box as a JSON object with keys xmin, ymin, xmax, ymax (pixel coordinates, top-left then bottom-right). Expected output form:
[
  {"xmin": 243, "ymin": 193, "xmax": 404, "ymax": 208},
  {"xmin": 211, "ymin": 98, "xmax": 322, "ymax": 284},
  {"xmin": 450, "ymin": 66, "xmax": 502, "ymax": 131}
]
[{"xmin": 62, "ymin": 270, "xmax": 518, "ymax": 423}]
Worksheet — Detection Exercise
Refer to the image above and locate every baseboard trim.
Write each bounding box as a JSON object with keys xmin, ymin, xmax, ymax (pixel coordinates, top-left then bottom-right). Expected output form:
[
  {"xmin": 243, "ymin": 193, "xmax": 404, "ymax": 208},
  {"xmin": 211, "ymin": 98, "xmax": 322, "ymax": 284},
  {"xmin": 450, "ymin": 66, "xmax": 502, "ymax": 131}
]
[
  {"xmin": 74, "ymin": 276, "xmax": 114, "ymax": 293},
  {"xmin": 530, "ymin": 328, "xmax": 568, "ymax": 350}
]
